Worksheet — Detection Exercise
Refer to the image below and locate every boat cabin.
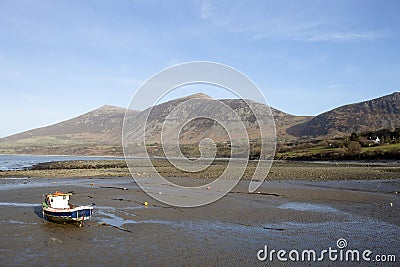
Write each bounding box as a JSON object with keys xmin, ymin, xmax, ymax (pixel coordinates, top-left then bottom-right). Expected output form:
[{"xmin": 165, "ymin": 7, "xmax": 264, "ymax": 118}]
[{"xmin": 46, "ymin": 192, "xmax": 71, "ymax": 209}]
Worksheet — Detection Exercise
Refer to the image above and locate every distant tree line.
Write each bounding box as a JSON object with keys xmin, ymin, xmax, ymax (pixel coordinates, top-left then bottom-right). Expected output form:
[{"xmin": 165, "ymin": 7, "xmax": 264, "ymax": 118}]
[{"xmin": 357, "ymin": 128, "xmax": 400, "ymax": 144}]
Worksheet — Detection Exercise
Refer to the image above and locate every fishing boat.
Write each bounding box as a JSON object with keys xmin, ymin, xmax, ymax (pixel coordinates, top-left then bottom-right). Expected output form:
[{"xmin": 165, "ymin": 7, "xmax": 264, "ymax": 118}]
[{"xmin": 42, "ymin": 191, "xmax": 93, "ymax": 227}]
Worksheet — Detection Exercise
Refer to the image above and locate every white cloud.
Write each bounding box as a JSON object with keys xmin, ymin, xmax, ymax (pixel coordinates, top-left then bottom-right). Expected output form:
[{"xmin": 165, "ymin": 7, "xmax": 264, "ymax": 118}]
[
  {"xmin": 307, "ymin": 30, "xmax": 390, "ymax": 42},
  {"xmin": 198, "ymin": 0, "xmax": 241, "ymax": 27},
  {"xmin": 199, "ymin": 0, "xmax": 213, "ymax": 20},
  {"xmin": 197, "ymin": 0, "xmax": 391, "ymax": 43}
]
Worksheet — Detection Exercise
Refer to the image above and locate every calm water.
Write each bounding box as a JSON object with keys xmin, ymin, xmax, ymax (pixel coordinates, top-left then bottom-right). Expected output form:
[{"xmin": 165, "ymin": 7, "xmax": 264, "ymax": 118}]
[{"xmin": 0, "ymin": 154, "xmax": 124, "ymax": 171}]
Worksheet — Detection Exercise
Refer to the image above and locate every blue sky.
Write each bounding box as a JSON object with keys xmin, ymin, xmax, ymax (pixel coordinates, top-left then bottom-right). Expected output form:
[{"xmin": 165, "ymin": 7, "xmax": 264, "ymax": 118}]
[{"xmin": 0, "ymin": 0, "xmax": 399, "ymax": 137}]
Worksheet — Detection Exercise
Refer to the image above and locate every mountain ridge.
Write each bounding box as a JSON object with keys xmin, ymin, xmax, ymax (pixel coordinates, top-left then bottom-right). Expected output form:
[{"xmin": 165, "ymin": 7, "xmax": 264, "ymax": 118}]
[
  {"xmin": 0, "ymin": 92, "xmax": 399, "ymax": 156},
  {"xmin": 288, "ymin": 92, "xmax": 400, "ymax": 137}
]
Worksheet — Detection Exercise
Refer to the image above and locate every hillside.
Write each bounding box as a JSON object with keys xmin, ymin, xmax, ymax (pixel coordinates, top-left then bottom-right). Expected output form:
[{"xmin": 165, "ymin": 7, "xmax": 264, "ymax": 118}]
[
  {"xmin": 2, "ymin": 105, "xmax": 132, "ymax": 143},
  {"xmin": 123, "ymin": 93, "xmax": 307, "ymax": 145},
  {"xmin": 288, "ymin": 92, "xmax": 400, "ymax": 138},
  {"xmin": 0, "ymin": 94, "xmax": 304, "ymax": 155},
  {"xmin": 0, "ymin": 105, "xmax": 139, "ymax": 156},
  {"xmin": 0, "ymin": 92, "xmax": 399, "ymax": 156}
]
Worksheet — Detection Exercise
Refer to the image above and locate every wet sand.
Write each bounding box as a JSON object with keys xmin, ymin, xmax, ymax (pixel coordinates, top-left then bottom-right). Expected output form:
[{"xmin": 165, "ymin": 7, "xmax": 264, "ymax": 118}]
[{"xmin": 0, "ymin": 177, "xmax": 399, "ymax": 266}]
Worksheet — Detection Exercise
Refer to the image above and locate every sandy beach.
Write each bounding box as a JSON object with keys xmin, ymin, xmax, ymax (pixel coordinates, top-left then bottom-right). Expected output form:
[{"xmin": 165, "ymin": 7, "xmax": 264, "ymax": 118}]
[{"xmin": 0, "ymin": 175, "xmax": 399, "ymax": 266}]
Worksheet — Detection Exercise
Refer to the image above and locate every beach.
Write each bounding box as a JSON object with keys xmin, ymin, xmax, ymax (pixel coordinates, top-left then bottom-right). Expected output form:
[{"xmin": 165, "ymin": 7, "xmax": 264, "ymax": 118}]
[
  {"xmin": 1, "ymin": 175, "xmax": 399, "ymax": 266},
  {"xmin": 2, "ymin": 159, "xmax": 400, "ymax": 181}
]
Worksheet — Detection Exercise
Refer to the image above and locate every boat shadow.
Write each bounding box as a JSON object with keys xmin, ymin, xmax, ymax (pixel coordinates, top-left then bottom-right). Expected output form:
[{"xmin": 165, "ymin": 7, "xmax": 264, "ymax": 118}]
[
  {"xmin": 33, "ymin": 206, "xmax": 68, "ymax": 225},
  {"xmin": 33, "ymin": 206, "xmax": 44, "ymax": 219}
]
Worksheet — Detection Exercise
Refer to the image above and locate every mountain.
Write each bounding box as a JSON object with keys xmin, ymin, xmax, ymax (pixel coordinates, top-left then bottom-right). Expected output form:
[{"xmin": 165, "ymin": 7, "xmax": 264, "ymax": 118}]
[
  {"xmin": 1, "ymin": 92, "xmax": 399, "ymax": 156},
  {"xmin": 123, "ymin": 93, "xmax": 307, "ymax": 144},
  {"xmin": 0, "ymin": 95, "xmax": 304, "ymax": 155},
  {"xmin": 288, "ymin": 92, "xmax": 400, "ymax": 137},
  {"xmin": 2, "ymin": 105, "xmax": 130, "ymax": 143},
  {"xmin": 0, "ymin": 105, "xmax": 139, "ymax": 156}
]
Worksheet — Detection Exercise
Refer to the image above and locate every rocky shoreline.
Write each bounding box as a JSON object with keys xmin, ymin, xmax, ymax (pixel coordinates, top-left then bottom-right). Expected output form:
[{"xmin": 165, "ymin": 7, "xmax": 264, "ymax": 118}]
[{"xmin": 1, "ymin": 159, "xmax": 399, "ymax": 181}]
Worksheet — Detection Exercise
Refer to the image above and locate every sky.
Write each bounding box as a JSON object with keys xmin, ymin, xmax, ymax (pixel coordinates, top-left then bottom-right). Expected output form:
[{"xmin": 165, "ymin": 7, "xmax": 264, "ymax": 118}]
[{"xmin": 0, "ymin": 0, "xmax": 399, "ymax": 137}]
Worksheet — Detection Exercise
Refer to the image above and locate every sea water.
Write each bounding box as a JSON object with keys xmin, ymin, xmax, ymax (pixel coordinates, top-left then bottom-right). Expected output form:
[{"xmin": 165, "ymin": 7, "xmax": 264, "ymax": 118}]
[{"xmin": 0, "ymin": 154, "xmax": 123, "ymax": 171}]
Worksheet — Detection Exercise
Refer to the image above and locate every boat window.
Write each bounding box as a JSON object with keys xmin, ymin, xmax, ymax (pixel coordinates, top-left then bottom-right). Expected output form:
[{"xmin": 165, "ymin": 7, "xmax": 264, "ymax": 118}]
[{"xmin": 51, "ymin": 198, "xmax": 53, "ymax": 202}]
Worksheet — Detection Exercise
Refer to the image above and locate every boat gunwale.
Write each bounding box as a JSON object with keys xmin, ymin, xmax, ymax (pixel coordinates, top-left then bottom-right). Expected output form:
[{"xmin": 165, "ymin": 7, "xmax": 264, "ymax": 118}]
[{"xmin": 42, "ymin": 205, "xmax": 93, "ymax": 213}]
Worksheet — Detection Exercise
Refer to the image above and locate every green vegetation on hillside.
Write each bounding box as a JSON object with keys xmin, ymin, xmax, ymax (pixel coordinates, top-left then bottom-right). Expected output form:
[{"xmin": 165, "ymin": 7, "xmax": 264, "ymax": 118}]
[
  {"xmin": 276, "ymin": 128, "xmax": 400, "ymax": 160},
  {"xmin": 1, "ymin": 127, "xmax": 399, "ymax": 161},
  {"xmin": 0, "ymin": 135, "xmax": 122, "ymax": 156}
]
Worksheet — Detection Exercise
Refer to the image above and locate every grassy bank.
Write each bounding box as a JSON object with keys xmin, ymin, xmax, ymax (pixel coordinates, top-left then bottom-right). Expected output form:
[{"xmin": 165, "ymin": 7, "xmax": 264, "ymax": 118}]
[{"xmin": 276, "ymin": 142, "xmax": 400, "ymax": 160}]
